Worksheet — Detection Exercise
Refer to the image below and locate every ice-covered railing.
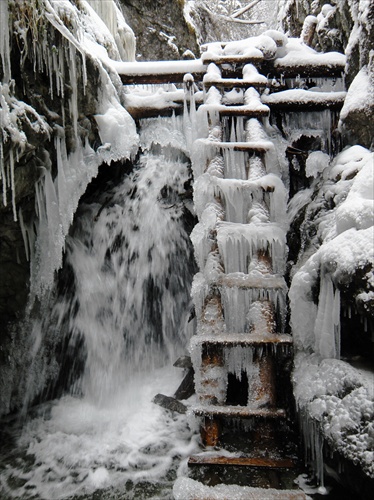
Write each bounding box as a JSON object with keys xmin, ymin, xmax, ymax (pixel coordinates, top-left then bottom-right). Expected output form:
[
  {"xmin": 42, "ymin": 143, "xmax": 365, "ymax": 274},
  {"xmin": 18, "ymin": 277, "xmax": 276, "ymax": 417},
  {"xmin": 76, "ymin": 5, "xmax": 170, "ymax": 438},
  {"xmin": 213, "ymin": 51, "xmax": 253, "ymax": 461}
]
[{"xmin": 1, "ymin": 0, "xmax": 139, "ymax": 299}]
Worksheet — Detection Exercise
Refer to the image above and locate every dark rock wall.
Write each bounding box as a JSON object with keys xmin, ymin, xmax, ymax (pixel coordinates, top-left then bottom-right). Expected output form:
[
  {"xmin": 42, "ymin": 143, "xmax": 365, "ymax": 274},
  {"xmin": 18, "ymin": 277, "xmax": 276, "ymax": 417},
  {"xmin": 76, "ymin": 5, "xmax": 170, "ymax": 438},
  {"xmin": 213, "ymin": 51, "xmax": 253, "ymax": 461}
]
[{"xmin": 119, "ymin": 0, "xmax": 199, "ymax": 59}]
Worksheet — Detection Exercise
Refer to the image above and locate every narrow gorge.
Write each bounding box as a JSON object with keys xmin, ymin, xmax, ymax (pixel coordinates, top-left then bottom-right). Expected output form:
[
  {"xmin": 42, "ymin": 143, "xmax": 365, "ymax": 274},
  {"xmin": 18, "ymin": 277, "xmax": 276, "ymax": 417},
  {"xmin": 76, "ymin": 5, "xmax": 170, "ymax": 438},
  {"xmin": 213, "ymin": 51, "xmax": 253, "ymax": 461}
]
[{"xmin": 0, "ymin": 1, "xmax": 373, "ymax": 499}]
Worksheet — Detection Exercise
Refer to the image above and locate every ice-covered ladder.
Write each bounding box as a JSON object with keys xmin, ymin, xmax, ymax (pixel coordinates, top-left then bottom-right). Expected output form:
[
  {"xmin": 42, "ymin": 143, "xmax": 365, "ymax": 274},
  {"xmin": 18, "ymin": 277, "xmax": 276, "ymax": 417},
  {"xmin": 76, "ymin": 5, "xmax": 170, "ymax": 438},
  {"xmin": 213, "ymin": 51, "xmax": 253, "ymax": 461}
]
[{"xmin": 188, "ymin": 54, "xmax": 298, "ymax": 482}]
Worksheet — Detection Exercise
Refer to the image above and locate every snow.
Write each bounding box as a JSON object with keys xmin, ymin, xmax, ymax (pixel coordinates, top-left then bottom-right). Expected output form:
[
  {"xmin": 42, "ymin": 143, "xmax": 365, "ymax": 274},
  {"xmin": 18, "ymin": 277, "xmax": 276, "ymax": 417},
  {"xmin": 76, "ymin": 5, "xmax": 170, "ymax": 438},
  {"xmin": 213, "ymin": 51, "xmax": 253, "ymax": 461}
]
[
  {"xmin": 274, "ymin": 37, "xmax": 346, "ymax": 69},
  {"xmin": 294, "ymin": 354, "xmax": 374, "ymax": 479},
  {"xmin": 174, "ymin": 477, "xmax": 309, "ymax": 499},
  {"xmin": 339, "ymin": 65, "xmax": 373, "ymax": 122},
  {"xmin": 113, "ymin": 59, "xmax": 206, "ymax": 76},
  {"xmin": 290, "ymin": 144, "xmax": 374, "ymax": 481},
  {"xmin": 261, "ymin": 89, "xmax": 346, "ymax": 105}
]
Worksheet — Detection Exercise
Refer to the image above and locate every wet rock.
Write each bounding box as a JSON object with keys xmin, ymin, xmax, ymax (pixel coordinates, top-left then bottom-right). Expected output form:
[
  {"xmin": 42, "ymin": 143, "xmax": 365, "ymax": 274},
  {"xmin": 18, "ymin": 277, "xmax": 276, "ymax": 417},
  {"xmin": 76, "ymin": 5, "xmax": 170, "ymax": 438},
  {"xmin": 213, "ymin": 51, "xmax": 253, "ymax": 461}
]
[
  {"xmin": 173, "ymin": 355, "xmax": 192, "ymax": 368},
  {"xmin": 174, "ymin": 367, "xmax": 195, "ymax": 400},
  {"xmin": 118, "ymin": 0, "xmax": 199, "ymax": 60},
  {"xmin": 152, "ymin": 393, "xmax": 187, "ymax": 414}
]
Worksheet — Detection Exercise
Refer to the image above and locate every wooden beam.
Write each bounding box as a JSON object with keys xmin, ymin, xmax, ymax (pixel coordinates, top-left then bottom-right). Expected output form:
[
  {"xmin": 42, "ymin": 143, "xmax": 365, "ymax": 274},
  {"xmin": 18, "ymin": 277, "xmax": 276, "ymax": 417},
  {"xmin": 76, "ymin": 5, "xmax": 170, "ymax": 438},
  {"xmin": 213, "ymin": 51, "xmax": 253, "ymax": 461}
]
[
  {"xmin": 202, "ymin": 55, "xmax": 264, "ymax": 66},
  {"xmin": 264, "ymin": 62, "xmax": 345, "ymax": 78},
  {"xmin": 120, "ymin": 72, "xmax": 203, "ymax": 85},
  {"xmin": 188, "ymin": 455, "xmax": 296, "ymax": 468},
  {"xmin": 204, "ymin": 79, "xmax": 271, "ymax": 90},
  {"xmin": 192, "ymin": 333, "xmax": 293, "ymax": 348},
  {"xmin": 126, "ymin": 105, "xmax": 183, "ymax": 120},
  {"xmin": 193, "ymin": 405, "xmax": 286, "ymax": 419}
]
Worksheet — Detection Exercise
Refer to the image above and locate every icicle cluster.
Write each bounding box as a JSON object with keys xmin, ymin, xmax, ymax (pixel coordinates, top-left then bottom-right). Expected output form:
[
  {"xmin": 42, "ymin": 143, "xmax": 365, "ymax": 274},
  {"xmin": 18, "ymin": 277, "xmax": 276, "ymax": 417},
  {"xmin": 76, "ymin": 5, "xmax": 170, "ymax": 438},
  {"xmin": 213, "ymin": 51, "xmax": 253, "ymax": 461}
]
[{"xmin": 1, "ymin": 0, "xmax": 139, "ymax": 299}]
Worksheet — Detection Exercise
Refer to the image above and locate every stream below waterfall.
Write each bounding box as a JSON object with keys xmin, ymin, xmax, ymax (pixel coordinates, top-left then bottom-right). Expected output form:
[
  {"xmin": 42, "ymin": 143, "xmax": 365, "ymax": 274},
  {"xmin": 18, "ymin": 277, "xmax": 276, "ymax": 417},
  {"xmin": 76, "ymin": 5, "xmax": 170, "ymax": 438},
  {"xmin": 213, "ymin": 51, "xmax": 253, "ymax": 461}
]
[{"xmin": 0, "ymin": 118, "xmax": 200, "ymax": 499}]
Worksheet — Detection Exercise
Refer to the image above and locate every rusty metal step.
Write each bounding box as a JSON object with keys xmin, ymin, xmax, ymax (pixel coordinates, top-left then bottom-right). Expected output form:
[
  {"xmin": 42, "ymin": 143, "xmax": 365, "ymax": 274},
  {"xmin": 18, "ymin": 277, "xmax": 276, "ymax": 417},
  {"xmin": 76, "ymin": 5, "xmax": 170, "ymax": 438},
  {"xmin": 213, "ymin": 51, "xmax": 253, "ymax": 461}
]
[
  {"xmin": 192, "ymin": 405, "xmax": 286, "ymax": 419},
  {"xmin": 188, "ymin": 455, "xmax": 296, "ymax": 469}
]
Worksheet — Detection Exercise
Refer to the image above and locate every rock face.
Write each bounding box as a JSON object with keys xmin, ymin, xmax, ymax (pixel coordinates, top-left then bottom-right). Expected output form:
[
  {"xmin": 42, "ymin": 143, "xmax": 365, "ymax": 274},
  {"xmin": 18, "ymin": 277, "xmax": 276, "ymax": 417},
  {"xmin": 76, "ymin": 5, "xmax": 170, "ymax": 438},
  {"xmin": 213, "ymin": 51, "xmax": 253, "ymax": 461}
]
[
  {"xmin": 118, "ymin": 0, "xmax": 199, "ymax": 60},
  {"xmin": 280, "ymin": 0, "xmax": 374, "ymax": 150}
]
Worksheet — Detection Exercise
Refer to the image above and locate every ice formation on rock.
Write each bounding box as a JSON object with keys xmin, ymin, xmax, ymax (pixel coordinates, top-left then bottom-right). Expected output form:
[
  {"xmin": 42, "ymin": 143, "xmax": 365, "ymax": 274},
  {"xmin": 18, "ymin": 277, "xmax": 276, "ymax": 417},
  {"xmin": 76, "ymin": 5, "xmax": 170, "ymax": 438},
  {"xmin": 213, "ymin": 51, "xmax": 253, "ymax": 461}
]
[{"xmin": 1, "ymin": 0, "xmax": 139, "ymax": 299}]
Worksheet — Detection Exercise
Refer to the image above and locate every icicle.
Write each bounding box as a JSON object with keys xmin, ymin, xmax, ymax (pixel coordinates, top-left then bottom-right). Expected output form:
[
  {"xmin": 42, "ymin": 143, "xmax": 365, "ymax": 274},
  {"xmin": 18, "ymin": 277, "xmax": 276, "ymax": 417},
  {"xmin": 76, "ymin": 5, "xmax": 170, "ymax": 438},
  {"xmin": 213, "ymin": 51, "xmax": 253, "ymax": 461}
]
[
  {"xmin": 18, "ymin": 208, "xmax": 29, "ymax": 261},
  {"xmin": 225, "ymin": 346, "xmax": 254, "ymax": 381},
  {"xmin": 314, "ymin": 273, "xmax": 341, "ymax": 359},
  {"xmin": 9, "ymin": 149, "xmax": 17, "ymax": 221},
  {"xmin": 0, "ymin": 0, "xmax": 11, "ymax": 82},
  {"xmin": 0, "ymin": 140, "xmax": 6, "ymax": 207},
  {"xmin": 69, "ymin": 43, "xmax": 79, "ymax": 139}
]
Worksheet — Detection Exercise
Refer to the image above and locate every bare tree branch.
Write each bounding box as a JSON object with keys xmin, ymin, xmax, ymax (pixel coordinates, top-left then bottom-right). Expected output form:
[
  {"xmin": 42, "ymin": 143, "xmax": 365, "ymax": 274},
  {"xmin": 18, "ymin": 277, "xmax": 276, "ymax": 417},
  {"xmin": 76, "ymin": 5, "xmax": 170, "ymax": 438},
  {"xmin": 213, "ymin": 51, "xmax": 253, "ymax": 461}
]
[
  {"xmin": 231, "ymin": 0, "xmax": 262, "ymax": 19},
  {"xmin": 218, "ymin": 14, "xmax": 265, "ymax": 25}
]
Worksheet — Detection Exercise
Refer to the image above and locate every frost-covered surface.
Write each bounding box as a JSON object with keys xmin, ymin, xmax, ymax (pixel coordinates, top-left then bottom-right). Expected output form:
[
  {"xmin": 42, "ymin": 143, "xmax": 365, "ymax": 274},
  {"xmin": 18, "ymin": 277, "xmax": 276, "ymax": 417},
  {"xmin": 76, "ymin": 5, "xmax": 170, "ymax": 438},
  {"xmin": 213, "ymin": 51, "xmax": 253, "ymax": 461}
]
[
  {"xmin": 174, "ymin": 477, "xmax": 310, "ymax": 499},
  {"xmin": 289, "ymin": 146, "xmax": 374, "ymax": 478}
]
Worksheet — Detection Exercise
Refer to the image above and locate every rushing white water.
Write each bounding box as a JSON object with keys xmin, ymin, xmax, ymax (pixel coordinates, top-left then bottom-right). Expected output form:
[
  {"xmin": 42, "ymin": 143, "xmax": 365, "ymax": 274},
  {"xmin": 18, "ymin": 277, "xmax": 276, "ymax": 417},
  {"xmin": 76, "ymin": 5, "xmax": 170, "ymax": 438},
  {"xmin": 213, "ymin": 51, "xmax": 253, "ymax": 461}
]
[{"xmin": 0, "ymin": 120, "xmax": 198, "ymax": 499}]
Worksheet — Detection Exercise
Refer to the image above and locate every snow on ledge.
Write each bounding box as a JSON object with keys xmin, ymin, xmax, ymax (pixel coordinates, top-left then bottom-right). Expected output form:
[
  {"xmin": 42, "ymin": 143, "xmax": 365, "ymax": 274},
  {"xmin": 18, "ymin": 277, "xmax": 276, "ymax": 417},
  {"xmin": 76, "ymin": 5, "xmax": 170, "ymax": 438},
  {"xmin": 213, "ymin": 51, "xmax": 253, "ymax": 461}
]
[{"xmin": 112, "ymin": 59, "xmax": 206, "ymax": 76}]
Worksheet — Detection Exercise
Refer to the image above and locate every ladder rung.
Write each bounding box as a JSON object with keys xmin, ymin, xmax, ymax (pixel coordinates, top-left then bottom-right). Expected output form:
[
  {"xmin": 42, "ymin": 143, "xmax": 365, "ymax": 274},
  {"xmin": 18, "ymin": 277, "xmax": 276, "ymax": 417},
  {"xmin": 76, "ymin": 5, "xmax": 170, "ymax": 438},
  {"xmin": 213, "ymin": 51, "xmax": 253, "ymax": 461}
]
[
  {"xmin": 191, "ymin": 332, "xmax": 293, "ymax": 348},
  {"xmin": 193, "ymin": 405, "xmax": 286, "ymax": 419},
  {"xmin": 188, "ymin": 455, "xmax": 296, "ymax": 469},
  {"xmin": 202, "ymin": 55, "xmax": 264, "ymax": 66}
]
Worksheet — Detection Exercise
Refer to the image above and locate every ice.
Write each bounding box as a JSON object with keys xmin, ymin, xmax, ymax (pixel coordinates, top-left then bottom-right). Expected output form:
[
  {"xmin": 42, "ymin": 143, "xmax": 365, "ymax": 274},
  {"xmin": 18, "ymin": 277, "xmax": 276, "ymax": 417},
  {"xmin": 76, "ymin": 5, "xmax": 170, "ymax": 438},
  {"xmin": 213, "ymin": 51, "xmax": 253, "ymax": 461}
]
[
  {"xmin": 281, "ymin": 109, "xmax": 336, "ymax": 155},
  {"xmin": 217, "ymin": 222, "xmax": 287, "ymax": 274},
  {"xmin": 213, "ymin": 175, "xmax": 287, "ymax": 225},
  {"xmin": 191, "ymin": 203, "xmax": 223, "ymax": 270},
  {"xmin": 221, "ymin": 285, "xmax": 286, "ymax": 333},
  {"xmin": 0, "ymin": 0, "xmax": 11, "ymax": 82},
  {"xmin": 86, "ymin": 0, "xmax": 136, "ymax": 61},
  {"xmin": 225, "ymin": 345, "xmax": 255, "ymax": 381},
  {"xmin": 314, "ymin": 274, "xmax": 341, "ymax": 359},
  {"xmin": 223, "ymin": 148, "xmax": 247, "ymax": 179}
]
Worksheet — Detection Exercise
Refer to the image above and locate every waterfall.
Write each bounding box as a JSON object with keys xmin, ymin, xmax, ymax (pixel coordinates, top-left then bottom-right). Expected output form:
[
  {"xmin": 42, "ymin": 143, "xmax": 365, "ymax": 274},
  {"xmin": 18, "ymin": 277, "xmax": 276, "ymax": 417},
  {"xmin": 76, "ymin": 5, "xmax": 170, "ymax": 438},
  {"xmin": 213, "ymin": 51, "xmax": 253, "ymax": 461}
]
[{"xmin": 0, "ymin": 116, "xmax": 198, "ymax": 499}]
